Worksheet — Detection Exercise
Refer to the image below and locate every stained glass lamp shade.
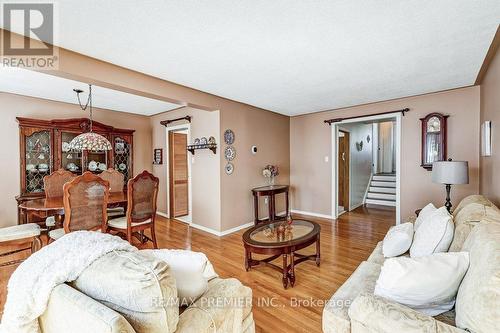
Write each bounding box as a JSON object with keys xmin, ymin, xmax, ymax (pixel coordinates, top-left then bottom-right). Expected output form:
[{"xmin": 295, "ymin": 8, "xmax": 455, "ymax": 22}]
[
  {"xmin": 69, "ymin": 84, "xmax": 112, "ymax": 152},
  {"xmin": 68, "ymin": 132, "xmax": 112, "ymax": 151}
]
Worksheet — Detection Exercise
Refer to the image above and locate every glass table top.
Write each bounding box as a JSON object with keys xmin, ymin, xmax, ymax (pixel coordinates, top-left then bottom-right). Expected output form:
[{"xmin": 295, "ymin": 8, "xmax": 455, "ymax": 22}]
[
  {"xmin": 252, "ymin": 185, "xmax": 288, "ymax": 192},
  {"xmin": 249, "ymin": 219, "xmax": 316, "ymax": 244}
]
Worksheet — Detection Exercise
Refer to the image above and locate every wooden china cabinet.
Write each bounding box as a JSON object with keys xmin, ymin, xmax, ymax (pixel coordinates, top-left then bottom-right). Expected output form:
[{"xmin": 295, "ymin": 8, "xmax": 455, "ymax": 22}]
[{"xmin": 16, "ymin": 117, "xmax": 134, "ymax": 224}]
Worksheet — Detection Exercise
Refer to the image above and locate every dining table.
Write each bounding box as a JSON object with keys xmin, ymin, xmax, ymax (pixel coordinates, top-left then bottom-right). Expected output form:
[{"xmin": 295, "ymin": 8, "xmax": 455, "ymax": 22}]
[{"xmin": 18, "ymin": 192, "xmax": 128, "ymax": 225}]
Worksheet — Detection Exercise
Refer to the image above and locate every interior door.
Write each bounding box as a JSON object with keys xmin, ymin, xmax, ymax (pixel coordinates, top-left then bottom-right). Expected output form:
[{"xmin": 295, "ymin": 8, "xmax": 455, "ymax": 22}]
[
  {"xmin": 169, "ymin": 132, "xmax": 189, "ymax": 217},
  {"xmin": 338, "ymin": 131, "xmax": 350, "ymax": 210}
]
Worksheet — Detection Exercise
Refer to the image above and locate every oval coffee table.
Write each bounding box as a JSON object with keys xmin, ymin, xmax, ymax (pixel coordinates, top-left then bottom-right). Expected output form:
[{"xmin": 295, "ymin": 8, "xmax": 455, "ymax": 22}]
[{"xmin": 242, "ymin": 219, "xmax": 320, "ymax": 289}]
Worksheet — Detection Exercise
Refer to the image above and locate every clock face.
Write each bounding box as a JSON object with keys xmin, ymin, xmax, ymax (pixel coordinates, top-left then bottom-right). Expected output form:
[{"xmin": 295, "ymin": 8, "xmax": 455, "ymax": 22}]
[
  {"xmin": 224, "ymin": 146, "xmax": 236, "ymax": 161},
  {"xmin": 427, "ymin": 116, "xmax": 441, "ymax": 133},
  {"xmin": 225, "ymin": 163, "xmax": 234, "ymax": 175},
  {"xmin": 224, "ymin": 129, "xmax": 235, "ymax": 145}
]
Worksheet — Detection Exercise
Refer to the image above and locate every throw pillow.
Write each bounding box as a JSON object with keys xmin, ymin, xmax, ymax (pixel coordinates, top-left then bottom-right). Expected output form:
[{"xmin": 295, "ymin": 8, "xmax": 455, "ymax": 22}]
[
  {"xmin": 142, "ymin": 249, "xmax": 218, "ymax": 306},
  {"xmin": 374, "ymin": 252, "xmax": 470, "ymax": 316},
  {"xmin": 382, "ymin": 222, "xmax": 414, "ymax": 258},
  {"xmin": 414, "ymin": 203, "xmax": 436, "ymax": 230},
  {"xmin": 410, "ymin": 207, "xmax": 454, "ymax": 258}
]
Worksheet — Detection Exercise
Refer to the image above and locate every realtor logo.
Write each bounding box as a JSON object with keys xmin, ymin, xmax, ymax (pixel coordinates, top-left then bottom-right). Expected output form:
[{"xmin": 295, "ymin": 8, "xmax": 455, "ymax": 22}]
[{"xmin": 1, "ymin": 2, "xmax": 58, "ymax": 69}]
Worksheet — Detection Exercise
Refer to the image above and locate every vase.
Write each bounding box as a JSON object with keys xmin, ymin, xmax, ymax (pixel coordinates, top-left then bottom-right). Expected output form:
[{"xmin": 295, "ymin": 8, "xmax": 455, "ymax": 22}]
[{"xmin": 267, "ymin": 177, "xmax": 275, "ymax": 186}]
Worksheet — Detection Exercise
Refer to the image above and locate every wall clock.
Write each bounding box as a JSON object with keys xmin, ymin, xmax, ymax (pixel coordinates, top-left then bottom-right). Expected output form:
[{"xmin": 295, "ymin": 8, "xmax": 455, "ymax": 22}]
[{"xmin": 420, "ymin": 113, "xmax": 448, "ymax": 170}]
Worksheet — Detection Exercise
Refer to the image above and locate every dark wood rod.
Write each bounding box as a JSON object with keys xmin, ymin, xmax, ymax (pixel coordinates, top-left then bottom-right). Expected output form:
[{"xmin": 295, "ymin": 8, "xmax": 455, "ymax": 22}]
[
  {"xmin": 160, "ymin": 115, "xmax": 191, "ymax": 126},
  {"xmin": 324, "ymin": 108, "xmax": 410, "ymax": 125}
]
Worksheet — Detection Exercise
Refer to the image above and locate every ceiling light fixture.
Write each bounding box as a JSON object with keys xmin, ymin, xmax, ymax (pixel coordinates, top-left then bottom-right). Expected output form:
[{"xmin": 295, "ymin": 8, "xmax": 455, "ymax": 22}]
[{"xmin": 68, "ymin": 84, "xmax": 112, "ymax": 151}]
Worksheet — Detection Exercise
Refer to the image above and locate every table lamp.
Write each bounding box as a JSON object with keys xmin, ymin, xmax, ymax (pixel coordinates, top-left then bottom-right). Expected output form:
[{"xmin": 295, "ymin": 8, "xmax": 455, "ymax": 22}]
[{"xmin": 432, "ymin": 159, "xmax": 469, "ymax": 212}]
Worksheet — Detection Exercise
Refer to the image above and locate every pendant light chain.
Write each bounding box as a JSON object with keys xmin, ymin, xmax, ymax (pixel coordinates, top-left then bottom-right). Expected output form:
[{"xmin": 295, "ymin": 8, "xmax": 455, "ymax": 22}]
[
  {"xmin": 69, "ymin": 84, "xmax": 112, "ymax": 152},
  {"xmin": 89, "ymin": 84, "xmax": 93, "ymax": 132}
]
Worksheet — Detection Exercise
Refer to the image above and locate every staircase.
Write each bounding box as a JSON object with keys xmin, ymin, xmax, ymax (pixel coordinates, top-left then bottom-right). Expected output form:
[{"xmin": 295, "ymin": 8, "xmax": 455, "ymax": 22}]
[{"xmin": 365, "ymin": 174, "xmax": 396, "ymax": 207}]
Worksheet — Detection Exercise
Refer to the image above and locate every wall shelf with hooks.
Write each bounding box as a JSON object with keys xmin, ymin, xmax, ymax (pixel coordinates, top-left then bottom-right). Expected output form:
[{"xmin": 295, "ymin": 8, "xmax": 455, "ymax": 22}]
[{"xmin": 187, "ymin": 143, "xmax": 217, "ymax": 155}]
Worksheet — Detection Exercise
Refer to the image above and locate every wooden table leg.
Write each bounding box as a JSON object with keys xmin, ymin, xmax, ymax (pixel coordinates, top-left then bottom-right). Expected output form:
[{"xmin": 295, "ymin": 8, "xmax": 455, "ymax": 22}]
[
  {"xmin": 289, "ymin": 251, "xmax": 296, "ymax": 287},
  {"xmin": 282, "ymin": 254, "xmax": 288, "ymax": 289},
  {"xmin": 270, "ymin": 194, "xmax": 276, "ymax": 221},
  {"xmin": 316, "ymin": 235, "xmax": 321, "ymax": 266},
  {"xmin": 253, "ymin": 195, "xmax": 259, "ymax": 225},
  {"xmin": 285, "ymin": 190, "xmax": 289, "ymax": 217},
  {"xmin": 245, "ymin": 247, "xmax": 251, "ymax": 271}
]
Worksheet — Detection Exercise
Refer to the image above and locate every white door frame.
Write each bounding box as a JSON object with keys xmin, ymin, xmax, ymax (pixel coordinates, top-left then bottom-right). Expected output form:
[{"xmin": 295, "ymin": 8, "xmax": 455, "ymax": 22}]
[
  {"xmin": 331, "ymin": 112, "xmax": 402, "ymax": 224},
  {"xmin": 165, "ymin": 124, "xmax": 192, "ymax": 224}
]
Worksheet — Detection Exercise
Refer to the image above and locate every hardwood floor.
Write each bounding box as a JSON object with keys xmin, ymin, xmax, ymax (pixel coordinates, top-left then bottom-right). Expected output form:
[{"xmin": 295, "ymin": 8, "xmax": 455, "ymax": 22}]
[{"xmin": 0, "ymin": 206, "xmax": 394, "ymax": 332}]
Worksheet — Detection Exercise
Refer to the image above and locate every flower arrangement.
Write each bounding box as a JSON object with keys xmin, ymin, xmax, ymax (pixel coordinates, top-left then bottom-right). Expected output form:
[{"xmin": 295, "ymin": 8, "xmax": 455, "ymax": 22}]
[{"xmin": 262, "ymin": 165, "xmax": 279, "ymax": 185}]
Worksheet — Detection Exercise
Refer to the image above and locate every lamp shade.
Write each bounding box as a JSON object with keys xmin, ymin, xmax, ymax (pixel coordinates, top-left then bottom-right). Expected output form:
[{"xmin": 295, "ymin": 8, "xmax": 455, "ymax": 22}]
[
  {"xmin": 68, "ymin": 132, "xmax": 112, "ymax": 151},
  {"xmin": 432, "ymin": 161, "xmax": 469, "ymax": 185}
]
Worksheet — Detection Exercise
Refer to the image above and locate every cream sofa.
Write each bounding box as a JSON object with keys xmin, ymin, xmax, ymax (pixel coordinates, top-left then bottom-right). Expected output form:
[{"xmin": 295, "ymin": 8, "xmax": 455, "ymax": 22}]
[
  {"xmin": 39, "ymin": 250, "xmax": 255, "ymax": 333},
  {"xmin": 322, "ymin": 195, "xmax": 500, "ymax": 333}
]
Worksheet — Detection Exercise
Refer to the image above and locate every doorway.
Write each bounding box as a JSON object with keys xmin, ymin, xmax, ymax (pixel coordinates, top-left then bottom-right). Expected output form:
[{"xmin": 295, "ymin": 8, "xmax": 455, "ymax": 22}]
[
  {"xmin": 338, "ymin": 130, "xmax": 350, "ymax": 214},
  {"xmin": 331, "ymin": 113, "xmax": 401, "ymax": 224},
  {"xmin": 166, "ymin": 125, "xmax": 192, "ymax": 223}
]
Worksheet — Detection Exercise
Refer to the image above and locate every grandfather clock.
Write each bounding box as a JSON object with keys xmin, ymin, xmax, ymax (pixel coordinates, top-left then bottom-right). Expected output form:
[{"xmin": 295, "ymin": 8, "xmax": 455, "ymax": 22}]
[{"xmin": 420, "ymin": 113, "xmax": 448, "ymax": 170}]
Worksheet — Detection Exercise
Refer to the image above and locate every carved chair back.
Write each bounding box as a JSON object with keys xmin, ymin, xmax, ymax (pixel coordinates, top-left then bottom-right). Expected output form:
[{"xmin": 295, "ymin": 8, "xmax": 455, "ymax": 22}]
[
  {"xmin": 63, "ymin": 172, "xmax": 109, "ymax": 233},
  {"xmin": 100, "ymin": 168, "xmax": 125, "ymax": 193},
  {"xmin": 126, "ymin": 170, "xmax": 159, "ymax": 225},
  {"xmin": 44, "ymin": 169, "xmax": 76, "ymax": 198}
]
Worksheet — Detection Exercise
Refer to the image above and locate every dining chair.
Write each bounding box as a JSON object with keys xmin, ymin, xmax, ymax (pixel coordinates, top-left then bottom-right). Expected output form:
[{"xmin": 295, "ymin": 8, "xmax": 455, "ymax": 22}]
[
  {"xmin": 106, "ymin": 170, "xmax": 159, "ymax": 248},
  {"xmin": 48, "ymin": 172, "xmax": 109, "ymax": 242},
  {"xmin": 100, "ymin": 168, "xmax": 126, "ymax": 218},
  {"xmin": 0, "ymin": 224, "xmax": 42, "ymax": 267},
  {"xmin": 43, "ymin": 169, "xmax": 76, "ymax": 229}
]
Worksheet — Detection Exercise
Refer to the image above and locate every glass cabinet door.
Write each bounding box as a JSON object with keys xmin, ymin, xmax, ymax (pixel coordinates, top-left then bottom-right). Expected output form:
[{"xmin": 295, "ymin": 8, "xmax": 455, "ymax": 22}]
[
  {"xmin": 25, "ymin": 130, "xmax": 52, "ymax": 193},
  {"xmin": 61, "ymin": 131, "xmax": 83, "ymax": 174},
  {"xmin": 113, "ymin": 136, "xmax": 131, "ymax": 182}
]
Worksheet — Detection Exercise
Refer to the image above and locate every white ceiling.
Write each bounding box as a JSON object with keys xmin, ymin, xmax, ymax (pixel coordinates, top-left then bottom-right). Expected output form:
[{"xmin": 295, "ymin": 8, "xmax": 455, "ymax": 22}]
[
  {"xmin": 0, "ymin": 68, "xmax": 182, "ymax": 115},
  {"xmin": 2, "ymin": 1, "xmax": 500, "ymax": 116}
]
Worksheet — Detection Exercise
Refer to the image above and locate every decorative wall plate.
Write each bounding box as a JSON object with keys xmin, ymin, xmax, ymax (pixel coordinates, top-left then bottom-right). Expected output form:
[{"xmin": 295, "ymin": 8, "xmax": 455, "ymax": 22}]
[
  {"xmin": 225, "ymin": 163, "xmax": 234, "ymax": 175},
  {"xmin": 194, "ymin": 138, "xmax": 200, "ymax": 145},
  {"xmin": 224, "ymin": 129, "xmax": 235, "ymax": 145},
  {"xmin": 98, "ymin": 163, "xmax": 107, "ymax": 171},
  {"xmin": 208, "ymin": 136, "xmax": 216, "ymax": 144},
  {"xmin": 200, "ymin": 137, "xmax": 208, "ymax": 145},
  {"xmin": 119, "ymin": 163, "xmax": 127, "ymax": 171},
  {"xmin": 224, "ymin": 146, "xmax": 236, "ymax": 161}
]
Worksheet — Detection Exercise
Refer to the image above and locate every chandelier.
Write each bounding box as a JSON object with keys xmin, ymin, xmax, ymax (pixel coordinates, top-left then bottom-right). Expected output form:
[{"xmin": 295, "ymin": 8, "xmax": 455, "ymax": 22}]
[{"xmin": 68, "ymin": 84, "xmax": 112, "ymax": 151}]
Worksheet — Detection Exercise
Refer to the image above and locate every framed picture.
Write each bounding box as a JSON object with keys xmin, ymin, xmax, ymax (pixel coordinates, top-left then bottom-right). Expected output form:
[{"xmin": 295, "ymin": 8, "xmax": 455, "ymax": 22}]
[
  {"xmin": 481, "ymin": 121, "xmax": 492, "ymax": 157},
  {"xmin": 153, "ymin": 148, "xmax": 163, "ymax": 165}
]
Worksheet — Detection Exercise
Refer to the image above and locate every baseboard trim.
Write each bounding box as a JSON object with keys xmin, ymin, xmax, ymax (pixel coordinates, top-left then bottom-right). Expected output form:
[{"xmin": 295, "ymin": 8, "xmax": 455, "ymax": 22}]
[
  {"xmin": 291, "ymin": 209, "xmax": 333, "ymax": 219},
  {"xmin": 189, "ymin": 223, "xmax": 221, "ymax": 236},
  {"xmin": 156, "ymin": 211, "xmax": 169, "ymax": 218},
  {"xmin": 220, "ymin": 222, "xmax": 254, "ymax": 236},
  {"xmin": 348, "ymin": 203, "xmax": 363, "ymax": 211}
]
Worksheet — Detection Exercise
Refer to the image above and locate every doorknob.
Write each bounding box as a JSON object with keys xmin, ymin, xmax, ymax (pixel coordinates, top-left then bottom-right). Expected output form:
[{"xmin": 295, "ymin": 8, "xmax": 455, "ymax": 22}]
[{"xmin": 342, "ymin": 152, "xmax": 345, "ymax": 161}]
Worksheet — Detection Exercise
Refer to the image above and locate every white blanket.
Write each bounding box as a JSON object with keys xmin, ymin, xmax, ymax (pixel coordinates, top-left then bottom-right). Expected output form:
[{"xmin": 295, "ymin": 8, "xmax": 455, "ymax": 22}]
[{"xmin": 0, "ymin": 231, "xmax": 135, "ymax": 333}]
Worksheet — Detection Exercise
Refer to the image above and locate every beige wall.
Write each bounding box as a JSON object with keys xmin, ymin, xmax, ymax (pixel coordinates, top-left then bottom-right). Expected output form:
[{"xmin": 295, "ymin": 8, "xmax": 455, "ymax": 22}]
[
  {"xmin": 0, "ymin": 31, "xmax": 291, "ymax": 233},
  {"xmin": 0, "ymin": 92, "xmax": 152, "ymax": 227},
  {"xmin": 150, "ymin": 107, "xmax": 221, "ymax": 231},
  {"xmin": 220, "ymin": 109, "xmax": 290, "ymax": 230},
  {"xmin": 291, "ymin": 86, "xmax": 481, "ymax": 219},
  {"xmin": 479, "ymin": 46, "xmax": 500, "ymax": 205}
]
